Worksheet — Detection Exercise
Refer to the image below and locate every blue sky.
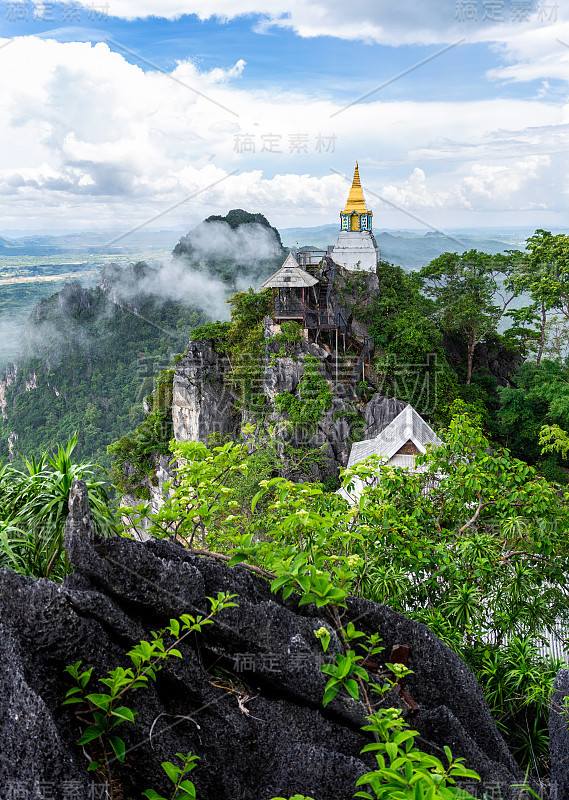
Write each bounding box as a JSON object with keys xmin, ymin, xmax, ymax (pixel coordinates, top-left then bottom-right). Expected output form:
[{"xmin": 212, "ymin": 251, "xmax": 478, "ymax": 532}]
[
  {"xmin": 0, "ymin": 7, "xmax": 550, "ymax": 101},
  {"xmin": 0, "ymin": 1, "xmax": 567, "ymax": 233}
]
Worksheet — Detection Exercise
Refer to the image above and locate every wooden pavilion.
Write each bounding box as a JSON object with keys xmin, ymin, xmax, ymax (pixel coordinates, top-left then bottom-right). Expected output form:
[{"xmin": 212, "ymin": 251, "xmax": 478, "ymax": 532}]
[{"xmin": 261, "ymin": 252, "xmax": 319, "ymax": 328}]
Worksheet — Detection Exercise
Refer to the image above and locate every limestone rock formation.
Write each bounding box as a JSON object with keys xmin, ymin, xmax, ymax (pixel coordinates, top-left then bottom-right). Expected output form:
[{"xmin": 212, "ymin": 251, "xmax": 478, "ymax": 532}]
[
  {"xmin": 172, "ymin": 209, "xmax": 284, "ymax": 285},
  {"xmin": 0, "ymin": 363, "xmax": 17, "ymax": 419},
  {"xmin": 99, "ymin": 261, "xmax": 155, "ymax": 312},
  {"xmin": 170, "ymin": 324, "xmax": 365, "ymax": 486},
  {"xmin": 172, "ymin": 340, "xmax": 240, "ymax": 443},
  {"xmin": 0, "ymin": 490, "xmax": 528, "ymax": 799},
  {"xmin": 363, "ymin": 394, "xmax": 408, "ymax": 439},
  {"xmin": 64, "ymin": 479, "xmax": 96, "ymax": 543}
]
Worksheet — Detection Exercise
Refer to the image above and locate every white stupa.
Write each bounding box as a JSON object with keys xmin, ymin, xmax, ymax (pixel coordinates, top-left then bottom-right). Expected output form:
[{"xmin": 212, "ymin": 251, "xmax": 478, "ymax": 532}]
[{"xmin": 332, "ymin": 162, "xmax": 380, "ymax": 272}]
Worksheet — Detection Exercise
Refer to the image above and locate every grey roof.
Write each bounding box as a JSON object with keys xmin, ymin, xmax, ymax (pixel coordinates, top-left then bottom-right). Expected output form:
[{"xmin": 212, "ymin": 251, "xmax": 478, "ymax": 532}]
[
  {"xmin": 347, "ymin": 404, "xmax": 442, "ymax": 468},
  {"xmin": 261, "ymin": 252, "xmax": 319, "ymax": 288}
]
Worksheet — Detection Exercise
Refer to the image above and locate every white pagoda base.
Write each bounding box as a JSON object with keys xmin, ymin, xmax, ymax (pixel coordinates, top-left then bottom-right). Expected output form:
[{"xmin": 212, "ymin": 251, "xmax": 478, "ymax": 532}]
[{"xmin": 332, "ymin": 230, "xmax": 380, "ymax": 272}]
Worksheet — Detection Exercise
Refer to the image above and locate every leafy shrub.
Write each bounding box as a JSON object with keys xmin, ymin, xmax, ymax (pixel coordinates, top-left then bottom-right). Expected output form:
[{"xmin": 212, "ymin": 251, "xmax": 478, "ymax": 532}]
[
  {"xmin": 190, "ymin": 320, "xmax": 231, "ymax": 346},
  {"xmin": 0, "ymin": 435, "xmax": 115, "ymax": 580},
  {"xmin": 274, "ymin": 355, "xmax": 333, "ymax": 431}
]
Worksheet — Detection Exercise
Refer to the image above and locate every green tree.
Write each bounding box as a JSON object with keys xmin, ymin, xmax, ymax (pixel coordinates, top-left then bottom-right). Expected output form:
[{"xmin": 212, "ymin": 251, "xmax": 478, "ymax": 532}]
[
  {"xmin": 365, "ymin": 261, "xmax": 443, "ymax": 365},
  {"xmin": 420, "ymin": 250, "xmax": 518, "ymax": 384},
  {"xmin": 508, "ymin": 230, "xmax": 569, "ymax": 365},
  {"xmin": 498, "ymin": 359, "xmax": 569, "ymax": 468}
]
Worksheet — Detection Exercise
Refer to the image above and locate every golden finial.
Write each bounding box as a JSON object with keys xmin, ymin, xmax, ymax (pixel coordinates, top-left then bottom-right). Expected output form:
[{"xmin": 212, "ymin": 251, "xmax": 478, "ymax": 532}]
[{"xmin": 343, "ymin": 162, "xmax": 368, "ymax": 214}]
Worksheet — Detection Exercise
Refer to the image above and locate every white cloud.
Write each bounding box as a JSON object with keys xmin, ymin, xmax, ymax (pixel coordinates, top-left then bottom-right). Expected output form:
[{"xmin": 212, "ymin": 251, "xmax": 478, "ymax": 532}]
[
  {"xmin": 0, "ymin": 34, "xmax": 568, "ymax": 232},
  {"xmin": 65, "ymin": 0, "xmax": 567, "ymax": 48},
  {"xmin": 462, "ymin": 155, "xmax": 552, "ymax": 206},
  {"xmin": 381, "ymin": 167, "xmax": 463, "ymax": 211},
  {"xmin": 486, "ymin": 23, "xmax": 569, "ymax": 84}
]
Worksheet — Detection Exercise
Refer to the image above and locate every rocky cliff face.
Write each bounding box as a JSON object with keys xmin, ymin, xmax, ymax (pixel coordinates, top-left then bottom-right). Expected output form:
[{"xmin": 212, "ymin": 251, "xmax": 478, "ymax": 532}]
[
  {"xmin": 173, "ymin": 340, "xmax": 239, "ymax": 443},
  {"xmin": 443, "ymin": 332, "xmax": 523, "ymax": 387},
  {"xmin": 0, "ymin": 485, "xmax": 530, "ymax": 800},
  {"xmin": 171, "ymin": 327, "xmax": 367, "ymax": 478},
  {"xmin": 0, "ymin": 363, "xmax": 39, "ymax": 458},
  {"xmin": 136, "ymin": 304, "xmax": 379, "ymax": 512},
  {"xmin": 0, "ymin": 363, "xmax": 18, "ymax": 419}
]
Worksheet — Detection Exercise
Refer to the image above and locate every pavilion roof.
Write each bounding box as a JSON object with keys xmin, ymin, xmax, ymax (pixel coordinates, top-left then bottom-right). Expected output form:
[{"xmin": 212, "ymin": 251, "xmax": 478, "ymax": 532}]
[
  {"xmin": 262, "ymin": 252, "xmax": 319, "ymax": 288},
  {"xmin": 347, "ymin": 404, "xmax": 442, "ymax": 467}
]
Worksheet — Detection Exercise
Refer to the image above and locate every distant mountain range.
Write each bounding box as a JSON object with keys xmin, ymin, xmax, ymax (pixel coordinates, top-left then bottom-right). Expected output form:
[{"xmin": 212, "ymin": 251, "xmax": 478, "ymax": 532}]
[
  {"xmin": 1, "ymin": 224, "xmax": 566, "ymax": 269},
  {"xmin": 0, "ymin": 229, "xmax": 186, "ymax": 256},
  {"xmin": 280, "ymin": 225, "xmax": 558, "ymax": 270}
]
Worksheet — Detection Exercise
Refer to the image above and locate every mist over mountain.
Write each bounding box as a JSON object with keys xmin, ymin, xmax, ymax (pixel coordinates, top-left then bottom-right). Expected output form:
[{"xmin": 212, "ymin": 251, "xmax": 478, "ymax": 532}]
[
  {"xmin": 173, "ymin": 209, "xmax": 284, "ymax": 284},
  {"xmin": 0, "ymin": 209, "xmax": 286, "ymax": 465}
]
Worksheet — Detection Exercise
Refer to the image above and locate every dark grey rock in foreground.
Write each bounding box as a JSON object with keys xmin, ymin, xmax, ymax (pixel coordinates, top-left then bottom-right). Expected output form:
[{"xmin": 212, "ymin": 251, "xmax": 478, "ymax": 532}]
[{"xmin": 0, "ymin": 500, "xmax": 532, "ymax": 799}]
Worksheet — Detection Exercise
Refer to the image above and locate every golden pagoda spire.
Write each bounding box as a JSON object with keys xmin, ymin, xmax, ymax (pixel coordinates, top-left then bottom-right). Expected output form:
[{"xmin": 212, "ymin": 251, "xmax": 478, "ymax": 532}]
[{"xmin": 343, "ymin": 162, "xmax": 368, "ymax": 214}]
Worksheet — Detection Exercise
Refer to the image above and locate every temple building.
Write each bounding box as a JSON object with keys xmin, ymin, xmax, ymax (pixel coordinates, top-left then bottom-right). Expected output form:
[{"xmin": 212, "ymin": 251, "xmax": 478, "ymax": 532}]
[
  {"xmin": 332, "ymin": 163, "xmax": 380, "ymax": 272},
  {"xmin": 338, "ymin": 404, "xmax": 442, "ymax": 504}
]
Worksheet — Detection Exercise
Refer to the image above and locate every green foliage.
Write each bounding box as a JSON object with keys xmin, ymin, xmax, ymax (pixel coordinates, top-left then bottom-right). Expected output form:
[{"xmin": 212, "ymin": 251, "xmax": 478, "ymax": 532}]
[
  {"xmin": 355, "ymin": 711, "xmax": 480, "ymax": 799},
  {"xmin": 498, "ymin": 360, "xmax": 569, "ymax": 467},
  {"xmin": 510, "ymin": 230, "xmax": 569, "ymax": 316},
  {"xmin": 355, "ymin": 259, "xmax": 506, "ymax": 431},
  {"xmin": 353, "ymin": 412, "xmax": 569, "ymax": 771},
  {"xmin": 367, "ymin": 261, "xmax": 444, "ymax": 366},
  {"xmin": 272, "ymin": 797, "xmax": 315, "ymax": 800},
  {"xmin": 506, "ymin": 230, "xmax": 569, "ymax": 364},
  {"xmin": 473, "ymin": 636, "xmax": 561, "ymax": 768},
  {"xmin": 0, "ymin": 434, "xmax": 115, "ymax": 580},
  {"xmin": 142, "ymin": 439, "xmax": 250, "ymax": 548},
  {"xmin": 0, "ymin": 281, "xmax": 208, "ymax": 468},
  {"xmin": 107, "ymin": 366, "xmax": 176, "ymax": 496},
  {"xmin": 274, "ymin": 355, "xmax": 333, "ymax": 431},
  {"xmin": 503, "ymin": 305, "xmax": 542, "ymax": 358},
  {"xmin": 540, "ymin": 423, "xmax": 569, "ymax": 460},
  {"xmin": 225, "ymin": 288, "xmax": 273, "ymax": 413},
  {"xmin": 420, "ymin": 249, "xmax": 519, "ymax": 384},
  {"xmin": 144, "ymin": 753, "xmax": 200, "ymax": 800},
  {"xmin": 274, "ymin": 320, "xmax": 302, "ymax": 356},
  {"xmin": 63, "ymin": 592, "xmax": 237, "ymax": 791},
  {"xmin": 190, "ymin": 320, "xmax": 231, "ymax": 346}
]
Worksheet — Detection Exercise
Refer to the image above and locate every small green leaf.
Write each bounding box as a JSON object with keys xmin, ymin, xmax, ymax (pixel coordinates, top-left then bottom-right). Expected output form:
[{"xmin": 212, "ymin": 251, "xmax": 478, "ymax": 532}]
[
  {"xmin": 109, "ymin": 735, "xmax": 126, "ymax": 763},
  {"xmin": 111, "ymin": 706, "xmax": 136, "ymax": 723},
  {"xmin": 178, "ymin": 780, "xmax": 197, "ymax": 797},
  {"xmin": 86, "ymin": 693, "xmax": 111, "ymax": 711},
  {"xmin": 161, "ymin": 760, "xmax": 180, "ymax": 782},
  {"xmin": 77, "ymin": 726, "xmax": 103, "ymax": 745}
]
